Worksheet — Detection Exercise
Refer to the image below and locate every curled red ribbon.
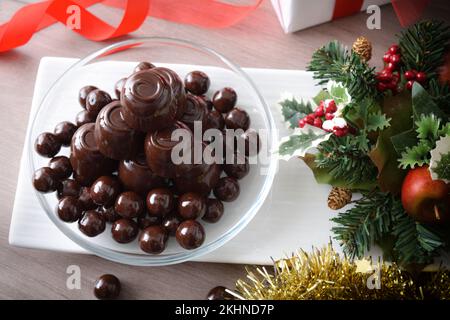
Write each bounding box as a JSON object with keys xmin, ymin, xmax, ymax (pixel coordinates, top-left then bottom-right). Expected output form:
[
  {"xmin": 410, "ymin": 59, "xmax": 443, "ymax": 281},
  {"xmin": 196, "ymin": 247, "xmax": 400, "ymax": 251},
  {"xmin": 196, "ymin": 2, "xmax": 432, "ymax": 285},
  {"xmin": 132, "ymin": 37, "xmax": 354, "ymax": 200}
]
[{"xmin": 0, "ymin": 0, "xmax": 263, "ymax": 53}]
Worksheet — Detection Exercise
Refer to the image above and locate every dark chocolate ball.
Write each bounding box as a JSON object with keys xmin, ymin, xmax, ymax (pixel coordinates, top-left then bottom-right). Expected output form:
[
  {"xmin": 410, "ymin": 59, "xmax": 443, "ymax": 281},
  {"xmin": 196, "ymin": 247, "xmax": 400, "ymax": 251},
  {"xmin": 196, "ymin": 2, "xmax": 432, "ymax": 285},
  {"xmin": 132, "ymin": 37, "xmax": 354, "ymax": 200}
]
[
  {"xmin": 202, "ymin": 198, "xmax": 224, "ymax": 223},
  {"xmin": 94, "ymin": 274, "xmax": 121, "ymax": 300},
  {"xmin": 79, "ymin": 85, "xmax": 98, "ymax": 108},
  {"xmin": 54, "ymin": 121, "xmax": 77, "ymax": 146},
  {"xmin": 114, "ymin": 77, "xmax": 127, "ymax": 99},
  {"xmin": 212, "ymin": 87, "xmax": 237, "ymax": 113},
  {"xmin": 146, "ymin": 188, "xmax": 174, "ymax": 217},
  {"xmin": 162, "ymin": 213, "xmax": 182, "ymax": 236},
  {"xmin": 86, "ymin": 89, "xmax": 112, "ymax": 115},
  {"xmin": 75, "ymin": 110, "xmax": 97, "ymax": 126},
  {"xmin": 224, "ymin": 108, "xmax": 250, "ymax": 131},
  {"xmin": 78, "ymin": 186, "xmax": 96, "ymax": 211},
  {"xmin": 48, "ymin": 156, "xmax": 72, "ymax": 180},
  {"xmin": 184, "ymin": 71, "xmax": 210, "ymax": 95},
  {"xmin": 78, "ymin": 210, "xmax": 106, "ymax": 237},
  {"xmin": 207, "ymin": 286, "xmax": 234, "ymax": 300},
  {"xmin": 204, "ymin": 110, "xmax": 225, "ymax": 131},
  {"xmin": 134, "ymin": 61, "xmax": 155, "ymax": 73},
  {"xmin": 213, "ymin": 177, "xmax": 240, "ymax": 202},
  {"xmin": 111, "ymin": 218, "xmax": 139, "ymax": 243},
  {"xmin": 114, "ymin": 191, "xmax": 144, "ymax": 219},
  {"xmin": 178, "ymin": 192, "xmax": 206, "ymax": 220},
  {"xmin": 90, "ymin": 176, "xmax": 121, "ymax": 207},
  {"xmin": 35, "ymin": 132, "xmax": 61, "ymax": 158},
  {"xmin": 224, "ymin": 155, "xmax": 249, "ymax": 180},
  {"xmin": 57, "ymin": 196, "xmax": 82, "ymax": 222},
  {"xmin": 176, "ymin": 220, "xmax": 205, "ymax": 250},
  {"xmin": 98, "ymin": 205, "xmax": 121, "ymax": 223},
  {"xmin": 57, "ymin": 179, "xmax": 81, "ymax": 199},
  {"xmin": 239, "ymin": 129, "xmax": 260, "ymax": 157},
  {"xmin": 138, "ymin": 213, "xmax": 162, "ymax": 230},
  {"xmin": 32, "ymin": 167, "xmax": 59, "ymax": 193},
  {"xmin": 139, "ymin": 225, "xmax": 168, "ymax": 254}
]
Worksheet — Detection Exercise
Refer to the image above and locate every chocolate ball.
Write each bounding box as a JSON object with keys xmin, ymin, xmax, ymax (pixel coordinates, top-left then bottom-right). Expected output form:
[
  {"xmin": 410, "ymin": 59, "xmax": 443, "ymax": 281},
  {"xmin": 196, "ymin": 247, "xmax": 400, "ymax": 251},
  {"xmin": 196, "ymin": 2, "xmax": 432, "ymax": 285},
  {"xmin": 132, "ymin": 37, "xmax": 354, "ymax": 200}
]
[
  {"xmin": 138, "ymin": 213, "xmax": 162, "ymax": 230},
  {"xmin": 213, "ymin": 177, "xmax": 240, "ymax": 202},
  {"xmin": 175, "ymin": 163, "xmax": 222, "ymax": 196},
  {"xmin": 239, "ymin": 128, "xmax": 260, "ymax": 157},
  {"xmin": 54, "ymin": 121, "xmax": 77, "ymax": 146},
  {"xmin": 224, "ymin": 108, "xmax": 250, "ymax": 131},
  {"xmin": 114, "ymin": 77, "xmax": 127, "ymax": 99},
  {"xmin": 94, "ymin": 274, "xmax": 121, "ymax": 300},
  {"xmin": 94, "ymin": 101, "xmax": 139, "ymax": 160},
  {"xmin": 212, "ymin": 87, "xmax": 237, "ymax": 113},
  {"xmin": 139, "ymin": 225, "xmax": 168, "ymax": 254},
  {"xmin": 153, "ymin": 67, "xmax": 187, "ymax": 119},
  {"xmin": 184, "ymin": 71, "xmax": 210, "ymax": 95},
  {"xmin": 202, "ymin": 198, "xmax": 224, "ymax": 223},
  {"xmin": 35, "ymin": 132, "xmax": 61, "ymax": 158},
  {"xmin": 78, "ymin": 186, "xmax": 96, "ymax": 211},
  {"xmin": 162, "ymin": 213, "xmax": 182, "ymax": 236},
  {"xmin": 207, "ymin": 286, "xmax": 234, "ymax": 300},
  {"xmin": 178, "ymin": 192, "xmax": 206, "ymax": 220},
  {"xmin": 75, "ymin": 110, "xmax": 97, "ymax": 127},
  {"xmin": 48, "ymin": 156, "xmax": 72, "ymax": 180},
  {"xmin": 32, "ymin": 167, "xmax": 59, "ymax": 193},
  {"xmin": 146, "ymin": 188, "xmax": 174, "ymax": 217},
  {"xmin": 111, "ymin": 218, "xmax": 138, "ymax": 243},
  {"xmin": 78, "ymin": 210, "xmax": 106, "ymax": 237},
  {"xmin": 134, "ymin": 61, "xmax": 155, "ymax": 73},
  {"xmin": 90, "ymin": 176, "xmax": 121, "ymax": 207},
  {"xmin": 57, "ymin": 196, "xmax": 82, "ymax": 222},
  {"xmin": 176, "ymin": 220, "xmax": 205, "ymax": 250},
  {"xmin": 98, "ymin": 205, "xmax": 121, "ymax": 223},
  {"xmin": 224, "ymin": 154, "xmax": 249, "ymax": 180},
  {"xmin": 57, "ymin": 179, "xmax": 81, "ymax": 199},
  {"xmin": 79, "ymin": 85, "xmax": 97, "ymax": 108},
  {"xmin": 204, "ymin": 110, "xmax": 225, "ymax": 131},
  {"xmin": 114, "ymin": 191, "xmax": 144, "ymax": 219},
  {"xmin": 180, "ymin": 94, "xmax": 208, "ymax": 132},
  {"xmin": 86, "ymin": 89, "xmax": 112, "ymax": 115}
]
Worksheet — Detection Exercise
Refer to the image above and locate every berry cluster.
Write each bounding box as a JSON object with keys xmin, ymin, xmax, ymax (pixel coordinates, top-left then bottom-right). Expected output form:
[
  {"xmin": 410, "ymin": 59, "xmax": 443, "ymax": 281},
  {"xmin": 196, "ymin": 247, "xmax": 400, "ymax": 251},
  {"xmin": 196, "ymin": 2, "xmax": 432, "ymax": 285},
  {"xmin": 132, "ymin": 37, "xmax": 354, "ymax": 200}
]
[
  {"xmin": 404, "ymin": 69, "xmax": 427, "ymax": 90},
  {"xmin": 376, "ymin": 44, "xmax": 401, "ymax": 93}
]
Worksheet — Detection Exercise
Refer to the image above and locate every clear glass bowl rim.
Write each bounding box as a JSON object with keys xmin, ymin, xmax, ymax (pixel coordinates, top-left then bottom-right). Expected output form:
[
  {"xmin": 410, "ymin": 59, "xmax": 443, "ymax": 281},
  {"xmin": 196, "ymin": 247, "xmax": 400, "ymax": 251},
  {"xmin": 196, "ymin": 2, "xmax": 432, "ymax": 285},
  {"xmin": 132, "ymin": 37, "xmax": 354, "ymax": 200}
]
[{"xmin": 28, "ymin": 36, "xmax": 278, "ymax": 266}]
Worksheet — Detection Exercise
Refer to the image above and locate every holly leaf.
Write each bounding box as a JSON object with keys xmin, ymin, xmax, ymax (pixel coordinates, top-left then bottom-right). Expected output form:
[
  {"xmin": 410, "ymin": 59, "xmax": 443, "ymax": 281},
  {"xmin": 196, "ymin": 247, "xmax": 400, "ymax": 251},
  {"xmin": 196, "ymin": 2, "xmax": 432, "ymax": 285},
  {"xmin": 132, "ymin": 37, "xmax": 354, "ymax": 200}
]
[
  {"xmin": 280, "ymin": 97, "xmax": 315, "ymax": 129},
  {"xmin": 312, "ymin": 90, "xmax": 331, "ymax": 106},
  {"xmin": 415, "ymin": 114, "xmax": 441, "ymax": 141},
  {"xmin": 398, "ymin": 142, "xmax": 432, "ymax": 169},
  {"xmin": 366, "ymin": 111, "xmax": 391, "ymax": 132},
  {"xmin": 390, "ymin": 129, "xmax": 418, "ymax": 154},
  {"xmin": 278, "ymin": 126, "xmax": 332, "ymax": 161},
  {"xmin": 327, "ymin": 80, "xmax": 352, "ymax": 106}
]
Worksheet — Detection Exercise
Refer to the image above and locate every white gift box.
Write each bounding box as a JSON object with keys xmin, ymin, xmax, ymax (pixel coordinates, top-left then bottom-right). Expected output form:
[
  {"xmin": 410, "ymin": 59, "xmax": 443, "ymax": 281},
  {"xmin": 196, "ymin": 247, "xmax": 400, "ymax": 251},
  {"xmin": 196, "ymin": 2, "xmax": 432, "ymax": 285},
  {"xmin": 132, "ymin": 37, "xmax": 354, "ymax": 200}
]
[{"xmin": 271, "ymin": 0, "xmax": 390, "ymax": 33}]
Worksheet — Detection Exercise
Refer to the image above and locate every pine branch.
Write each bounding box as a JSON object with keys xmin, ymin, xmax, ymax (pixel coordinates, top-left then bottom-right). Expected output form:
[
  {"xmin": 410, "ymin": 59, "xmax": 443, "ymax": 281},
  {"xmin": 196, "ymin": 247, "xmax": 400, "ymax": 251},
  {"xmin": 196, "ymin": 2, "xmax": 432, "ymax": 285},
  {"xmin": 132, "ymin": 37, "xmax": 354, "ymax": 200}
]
[
  {"xmin": 428, "ymin": 78, "xmax": 450, "ymax": 115},
  {"xmin": 280, "ymin": 97, "xmax": 314, "ymax": 129}
]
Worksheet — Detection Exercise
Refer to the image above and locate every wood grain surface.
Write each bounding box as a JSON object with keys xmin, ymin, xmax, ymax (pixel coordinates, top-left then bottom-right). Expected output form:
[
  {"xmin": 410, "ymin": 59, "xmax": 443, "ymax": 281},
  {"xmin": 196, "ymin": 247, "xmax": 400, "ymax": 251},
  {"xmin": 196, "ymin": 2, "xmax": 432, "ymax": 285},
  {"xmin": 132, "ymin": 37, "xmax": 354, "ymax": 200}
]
[{"xmin": 0, "ymin": 0, "xmax": 449, "ymax": 300}]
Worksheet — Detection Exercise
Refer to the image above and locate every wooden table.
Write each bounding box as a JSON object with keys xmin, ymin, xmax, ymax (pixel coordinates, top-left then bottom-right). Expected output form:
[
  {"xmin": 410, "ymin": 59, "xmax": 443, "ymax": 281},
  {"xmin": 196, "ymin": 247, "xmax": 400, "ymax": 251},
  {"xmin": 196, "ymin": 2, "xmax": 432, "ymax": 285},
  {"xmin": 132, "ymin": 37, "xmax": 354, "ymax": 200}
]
[{"xmin": 0, "ymin": 0, "xmax": 449, "ymax": 300}]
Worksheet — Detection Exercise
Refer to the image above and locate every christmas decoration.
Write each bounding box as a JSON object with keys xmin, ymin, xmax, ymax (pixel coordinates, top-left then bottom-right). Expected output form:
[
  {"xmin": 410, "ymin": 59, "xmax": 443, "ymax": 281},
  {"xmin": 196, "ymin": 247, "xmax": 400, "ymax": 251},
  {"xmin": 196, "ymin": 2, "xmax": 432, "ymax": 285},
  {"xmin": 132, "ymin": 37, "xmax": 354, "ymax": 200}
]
[
  {"xmin": 277, "ymin": 20, "xmax": 450, "ymax": 267},
  {"xmin": 234, "ymin": 244, "xmax": 450, "ymax": 300}
]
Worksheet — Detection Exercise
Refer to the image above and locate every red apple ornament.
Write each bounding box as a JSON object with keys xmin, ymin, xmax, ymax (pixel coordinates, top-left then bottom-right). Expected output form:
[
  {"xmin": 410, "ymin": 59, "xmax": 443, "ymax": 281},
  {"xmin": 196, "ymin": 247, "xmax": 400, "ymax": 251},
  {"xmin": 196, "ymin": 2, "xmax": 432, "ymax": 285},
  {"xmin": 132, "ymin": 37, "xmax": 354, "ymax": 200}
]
[{"xmin": 401, "ymin": 166, "xmax": 450, "ymax": 224}]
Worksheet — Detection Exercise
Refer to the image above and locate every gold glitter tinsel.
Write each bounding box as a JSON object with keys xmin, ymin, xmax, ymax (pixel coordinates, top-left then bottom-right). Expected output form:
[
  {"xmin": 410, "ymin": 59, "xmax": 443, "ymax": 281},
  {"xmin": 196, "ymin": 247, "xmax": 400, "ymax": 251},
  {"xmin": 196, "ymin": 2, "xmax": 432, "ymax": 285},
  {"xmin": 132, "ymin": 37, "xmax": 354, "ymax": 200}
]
[
  {"xmin": 235, "ymin": 245, "xmax": 450, "ymax": 300},
  {"xmin": 327, "ymin": 187, "xmax": 352, "ymax": 210},
  {"xmin": 352, "ymin": 36, "xmax": 372, "ymax": 62}
]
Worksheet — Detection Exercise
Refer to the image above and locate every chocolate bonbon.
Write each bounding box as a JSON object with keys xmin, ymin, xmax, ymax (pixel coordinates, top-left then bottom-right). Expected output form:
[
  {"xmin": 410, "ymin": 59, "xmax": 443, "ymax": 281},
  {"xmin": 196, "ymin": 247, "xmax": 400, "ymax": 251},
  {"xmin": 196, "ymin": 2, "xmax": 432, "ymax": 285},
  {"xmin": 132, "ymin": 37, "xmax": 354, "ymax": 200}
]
[
  {"xmin": 111, "ymin": 218, "xmax": 139, "ymax": 243},
  {"xmin": 146, "ymin": 188, "xmax": 174, "ymax": 217},
  {"xmin": 114, "ymin": 191, "xmax": 144, "ymax": 219},
  {"xmin": 86, "ymin": 89, "xmax": 112, "ymax": 115},
  {"xmin": 35, "ymin": 132, "xmax": 61, "ymax": 158},
  {"xmin": 178, "ymin": 192, "xmax": 206, "ymax": 220},
  {"xmin": 78, "ymin": 210, "xmax": 106, "ymax": 237},
  {"xmin": 212, "ymin": 87, "xmax": 237, "ymax": 113},
  {"xmin": 32, "ymin": 167, "xmax": 59, "ymax": 193},
  {"xmin": 75, "ymin": 110, "xmax": 97, "ymax": 127},
  {"xmin": 185, "ymin": 71, "xmax": 210, "ymax": 95},
  {"xmin": 79, "ymin": 85, "xmax": 97, "ymax": 108},
  {"xmin": 57, "ymin": 179, "xmax": 80, "ymax": 199},
  {"xmin": 180, "ymin": 94, "xmax": 208, "ymax": 132},
  {"xmin": 175, "ymin": 163, "xmax": 221, "ymax": 195},
  {"xmin": 57, "ymin": 196, "xmax": 82, "ymax": 222},
  {"xmin": 134, "ymin": 61, "xmax": 155, "ymax": 73},
  {"xmin": 139, "ymin": 225, "xmax": 168, "ymax": 254},
  {"xmin": 114, "ymin": 77, "xmax": 127, "ymax": 99},
  {"xmin": 224, "ymin": 108, "xmax": 250, "ymax": 131},
  {"xmin": 48, "ymin": 156, "xmax": 72, "ymax": 180},
  {"xmin": 54, "ymin": 121, "xmax": 77, "ymax": 146},
  {"xmin": 213, "ymin": 177, "xmax": 240, "ymax": 202},
  {"xmin": 94, "ymin": 274, "xmax": 121, "ymax": 300},
  {"xmin": 202, "ymin": 198, "xmax": 224, "ymax": 223},
  {"xmin": 224, "ymin": 154, "xmax": 249, "ymax": 180},
  {"xmin": 153, "ymin": 67, "xmax": 187, "ymax": 119},
  {"xmin": 176, "ymin": 220, "xmax": 205, "ymax": 250},
  {"xmin": 90, "ymin": 176, "xmax": 121, "ymax": 207}
]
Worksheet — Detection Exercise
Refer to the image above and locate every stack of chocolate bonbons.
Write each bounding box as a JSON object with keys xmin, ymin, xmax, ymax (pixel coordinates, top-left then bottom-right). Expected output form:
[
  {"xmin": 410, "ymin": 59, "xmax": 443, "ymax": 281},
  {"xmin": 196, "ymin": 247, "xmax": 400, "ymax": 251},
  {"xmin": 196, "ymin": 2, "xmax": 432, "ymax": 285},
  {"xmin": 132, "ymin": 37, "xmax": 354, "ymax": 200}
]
[{"xmin": 32, "ymin": 62, "xmax": 259, "ymax": 254}]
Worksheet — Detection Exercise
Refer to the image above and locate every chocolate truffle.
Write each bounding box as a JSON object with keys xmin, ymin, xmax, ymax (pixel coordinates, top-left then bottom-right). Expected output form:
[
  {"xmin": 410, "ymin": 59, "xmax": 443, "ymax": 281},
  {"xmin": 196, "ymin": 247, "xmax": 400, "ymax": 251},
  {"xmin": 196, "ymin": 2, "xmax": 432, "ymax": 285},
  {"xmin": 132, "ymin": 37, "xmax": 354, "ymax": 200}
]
[
  {"xmin": 94, "ymin": 274, "xmax": 121, "ymax": 300},
  {"xmin": 180, "ymin": 94, "xmax": 208, "ymax": 132},
  {"xmin": 121, "ymin": 70, "xmax": 177, "ymax": 131},
  {"xmin": 239, "ymin": 128, "xmax": 260, "ymax": 157},
  {"xmin": 184, "ymin": 71, "xmax": 210, "ymax": 95},
  {"xmin": 90, "ymin": 176, "xmax": 121, "ymax": 207},
  {"xmin": 175, "ymin": 163, "xmax": 222, "ymax": 195},
  {"xmin": 111, "ymin": 218, "xmax": 138, "ymax": 243},
  {"xmin": 178, "ymin": 192, "xmax": 206, "ymax": 220},
  {"xmin": 78, "ymin": 186, "xmax": 96, "ymax": 211},
  {"xmin": 57, "ymin": 179, "xmax": 81, "ymax": 199},
  {"xmin": 54, "ymin": 121, "xmax": 77, "ymax": 146},
  {"xmin": 134, "ymin": 61, "xmax": 155, "ymax": 73},
  {"xmin": 114, "ymin": 77, "xmax": 127, "ymax": 99},
  {"xmin": 79, "ymin": 85, "xmax": 97, "ymax": 108},
  {"xmin": 162, "ymin": 213, "xmax": 182, "ymax": 236},
  {"xmin": 78, "ymin": 210, "xmax": 106, "ymax": 237},
  {"xmin": 48, "ymin": 156, "xmax": 72, "ymax": 180},
  {"xmin": 75, "ymin": 110, "xmax": 97, "ymax": 127},
  {"xmin": 98, "ymin": 205, "xmax": 121, "ymax": 223},
  {"xmin": 224, "ymin": 108, "xmax": 250, "ymax": 131},
  {"xmin": 139, "ymin": 225, "xmax": 168, "ymax": 254},
  {"xmin": 35, "ymin": 132, "xmax": 61, "ymax": 158},
  {"xmin": 138, "ymin": 213, "xmax": 162, "ymax": 230},
  {"xmin": 213, "ymin": 177, "xmax": 240, "ymax": 202},
  {"xmin": 146, "ymin": 188, "xmax": 174, "ymax": 217},
  {"xmin": 70, "ymin": 123, "xmax": 116, "ymax": 186},
  {"xmin": 94, "ymin": 101, "xmax": 139, "ymax": 160},
  {"xmin": 118, "ymin": 153, "xmax": 165, "ymax": 196},
  {"xmin": 224, "ymin": 154, "xmax": 249, "ymax": 180},
  {"xmin": 57, "ymin": 196, "xmax": 82, "ymax": 222},
  {"xmin": 153, "ymin": 67, "xmax": 187, "ymax": 119},
  {"xmin": 207, "ymin": 286, "xmax": 234, "ymax": 300},
  {"xmin": 86, "ymin": 89, "xmax": 112, "ymax": 115},
  {"xmin": 204, "ymin": 110, "xmax": 225, "ymax": 131},
  {"xmin": 114, "ymin": 191, "xmax": 144, "ymax": 219},
  {"xmin": 32, "ymin": 167, "xmax": 59, "ymax": 193},
  {"xmin": 202, "ymin": 198, "xmax": 224, "ymax": 223},
  {"xmin": 176, "ymin": 220, "xmax": 205, "ymax": 250},
  {"xmin": 212, "ymin": 87, "xmax": 237, "ymax": 113}
]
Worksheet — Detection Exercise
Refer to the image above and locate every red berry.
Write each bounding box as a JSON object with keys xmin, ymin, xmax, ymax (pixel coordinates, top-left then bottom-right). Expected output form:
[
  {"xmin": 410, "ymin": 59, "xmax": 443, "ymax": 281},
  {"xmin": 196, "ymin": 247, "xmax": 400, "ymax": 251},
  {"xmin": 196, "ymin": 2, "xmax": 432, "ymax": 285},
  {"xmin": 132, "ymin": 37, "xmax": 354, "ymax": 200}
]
[
  {"xmin": 305, "ymin": 114, "xmax": 315, "ymax": 124},
  {"xmin": 325, "ymin": 100, "xmax": 337, "ymax": 113},
  {"xmin": 383, "ymin": 53, "xmax": 391, "ymax": 63},
  {"xmin": 314, "ymin": 105, "xmax": 325, "ymax": 117},
  {"xmin": 390, "ymin": 54, "xmax": 401, "ymax": 64},
  {"xmin": 333, "ymin": 126, "xmax": 348, "ymax": 137},
  {"xmin": 299, "ymin": 118, "xmax": 306, "ymax": 128},
  {"xmin": 377, "ymin": 82, "xmax": 388, "ymax": 92},
  {"xmin": 377, "ymin": 70, "xmax": 393, "ymax": 82},
  {"xmin": 404, "ymin": 70, "xmax": 416, "ymax": 80},
  {"xmin": 385, "ymin": 63, "xmax": 397, "ymax": 72},
  {"xmin": 325, "ymin": 113, "xmax": 334, "ymax": 120},
  {"xmin": 406, "ymin": 80, "xmax": 414, "ymax": 90},
  {"xmin": 313, "ymin": 118, "xmax": 323, "ymax": 128},
  {"xmin": 416, "ymin": 72, "xmax": 427, "ymax": 83},
  {"xmin": 389, "ymin": 44, "xmax": 400, "ymax": 54}
]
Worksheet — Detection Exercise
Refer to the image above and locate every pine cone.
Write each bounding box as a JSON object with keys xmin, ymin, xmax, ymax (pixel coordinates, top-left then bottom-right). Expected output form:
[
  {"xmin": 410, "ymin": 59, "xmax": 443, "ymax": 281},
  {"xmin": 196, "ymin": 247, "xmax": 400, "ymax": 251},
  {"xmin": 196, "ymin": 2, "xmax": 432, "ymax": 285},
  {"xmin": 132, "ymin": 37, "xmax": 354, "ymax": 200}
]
[
  {"xmin": 352, "ymin": 36, "xmax": 372, "ymax": 62},
  {"xmin": 327, "ymin": 187, "xmax": 352, "ymax": 210}
]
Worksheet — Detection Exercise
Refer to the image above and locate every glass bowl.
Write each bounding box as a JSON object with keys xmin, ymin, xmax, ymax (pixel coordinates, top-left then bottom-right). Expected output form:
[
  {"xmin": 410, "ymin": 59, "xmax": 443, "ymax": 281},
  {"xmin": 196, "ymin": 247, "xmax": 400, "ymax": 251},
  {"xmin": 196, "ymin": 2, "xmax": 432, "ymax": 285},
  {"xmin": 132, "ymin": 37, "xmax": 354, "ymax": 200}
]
[{"xmin": 28, "ymin": 37, "xmax": 277, "ymax": 266}]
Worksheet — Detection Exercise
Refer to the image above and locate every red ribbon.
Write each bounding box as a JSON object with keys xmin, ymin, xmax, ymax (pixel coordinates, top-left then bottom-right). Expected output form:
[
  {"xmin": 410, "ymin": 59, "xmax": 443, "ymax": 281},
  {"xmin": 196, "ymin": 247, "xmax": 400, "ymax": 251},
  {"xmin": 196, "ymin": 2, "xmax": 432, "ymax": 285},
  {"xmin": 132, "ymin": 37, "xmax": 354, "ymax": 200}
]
[{"xmin": 0, "ymin": 0, "xmax": 262, "ymax": 53}]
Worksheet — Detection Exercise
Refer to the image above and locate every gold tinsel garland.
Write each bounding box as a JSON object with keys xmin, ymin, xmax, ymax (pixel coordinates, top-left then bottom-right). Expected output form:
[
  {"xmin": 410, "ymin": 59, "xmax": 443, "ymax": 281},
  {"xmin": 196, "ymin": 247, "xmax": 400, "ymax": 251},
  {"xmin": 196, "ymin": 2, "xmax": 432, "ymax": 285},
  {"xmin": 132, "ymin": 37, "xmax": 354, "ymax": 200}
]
[{"xmin": 234, "ymin": 245, "xmax": 450, "ymax": 300}]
